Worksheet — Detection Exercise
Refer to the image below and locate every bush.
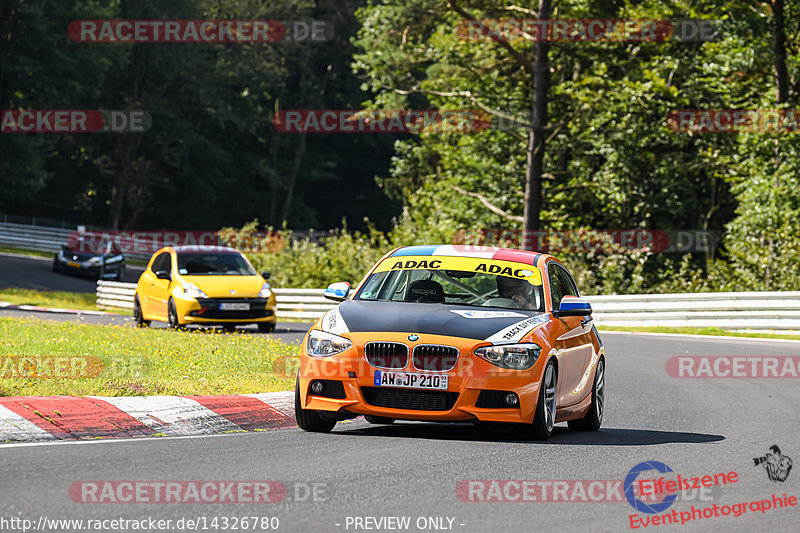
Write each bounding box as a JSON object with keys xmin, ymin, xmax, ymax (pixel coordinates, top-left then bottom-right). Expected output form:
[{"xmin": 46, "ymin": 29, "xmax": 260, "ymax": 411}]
[{"xmin": 220, "ymin": 220, "xmax": 393, "ymax": 289}]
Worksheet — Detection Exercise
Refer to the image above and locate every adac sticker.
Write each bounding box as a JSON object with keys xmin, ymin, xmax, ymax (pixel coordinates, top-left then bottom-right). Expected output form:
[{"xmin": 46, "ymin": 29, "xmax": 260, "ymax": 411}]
[
  {"xmin": 450, "ymin": 310, "xmax": 528, "ymax": 319},
  {"xmin": 374, "ymin": 255, "xmax": 542, "ymax": 285}
]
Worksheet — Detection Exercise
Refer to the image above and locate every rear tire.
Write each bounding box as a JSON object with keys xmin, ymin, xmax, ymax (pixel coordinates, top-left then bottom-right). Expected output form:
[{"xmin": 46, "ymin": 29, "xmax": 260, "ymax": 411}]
[
  {"xmin": 133, "ymin": 296, "xmax": 150, "ymax": 328},
  {"xmin": 527, "ymin": 359, "xmax": 557, "ymax": 440},
  {"xmin": 294, "ymin": 381, "xmax": 336, "ymax": 433},
  {"xmin": 364, "ymin": 415, "xmax": 395, "ymax": 425},
  {"xmin": 568, "ymin": 358, "xmax": 604, "ymax": 432}
]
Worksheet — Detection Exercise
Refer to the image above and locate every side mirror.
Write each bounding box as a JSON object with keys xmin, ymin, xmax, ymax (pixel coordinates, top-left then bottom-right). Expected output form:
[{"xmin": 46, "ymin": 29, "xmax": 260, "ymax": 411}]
[
  {"xmin": 261, "ymin": 271, "xmax": 271, "ymax": 280},
  {"xmin": 554, "ymin": 295, "xmax": 592, "ymax": 317},
  {"xmin": 323, "ymin": 282, "xmax": 350, "ymax": 302},
  {"xmin": 155, "ymin": 270, "xmax": 171, "ymax": 281}
]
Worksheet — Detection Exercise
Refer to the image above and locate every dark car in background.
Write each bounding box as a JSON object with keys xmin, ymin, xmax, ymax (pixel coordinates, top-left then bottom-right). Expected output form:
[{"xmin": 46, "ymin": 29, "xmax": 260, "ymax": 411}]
[{"xmin": 52, "ymin": 237, "xmax": 125, "ymax": 281}]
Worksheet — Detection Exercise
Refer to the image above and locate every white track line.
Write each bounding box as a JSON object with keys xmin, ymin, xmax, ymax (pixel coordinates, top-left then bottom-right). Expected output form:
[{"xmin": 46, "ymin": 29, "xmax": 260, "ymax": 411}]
[{"xmin": 601, "ymin": 330, "xmax": 800, "ymax": 343}]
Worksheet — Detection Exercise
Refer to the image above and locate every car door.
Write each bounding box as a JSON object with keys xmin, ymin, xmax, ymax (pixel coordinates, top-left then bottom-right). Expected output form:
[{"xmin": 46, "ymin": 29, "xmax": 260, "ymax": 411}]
[
  {"xmin": 141, "ymin": 251, "xmax": 172, "ymax": 319},
  {"xmin": 548, "ymin": 262, "xmax": 595, "ymax": 408}
]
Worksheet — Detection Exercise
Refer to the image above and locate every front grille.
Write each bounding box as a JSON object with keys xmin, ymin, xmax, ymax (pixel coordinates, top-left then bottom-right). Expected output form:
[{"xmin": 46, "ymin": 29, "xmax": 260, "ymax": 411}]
[
  {"xmin": 365, "ymin": 342, "xmax": 408, "ymax": 369},
  {"xmin": 190, "ymin": 298, "xmax": 271, "ymax": 319},
  {"xmin": 412, "ymin": 345, "xmax": 459, "ymax": 371},
  {"xmin": 362, "ymin": 387, "xmax": 459, "ymax": 411}
]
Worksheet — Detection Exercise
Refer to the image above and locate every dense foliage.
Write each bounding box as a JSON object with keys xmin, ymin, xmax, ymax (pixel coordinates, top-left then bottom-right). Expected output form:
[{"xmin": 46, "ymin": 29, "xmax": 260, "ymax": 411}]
[{"xmin": 2, "ymin": 0, "xmax": 798, "ymax": 292}]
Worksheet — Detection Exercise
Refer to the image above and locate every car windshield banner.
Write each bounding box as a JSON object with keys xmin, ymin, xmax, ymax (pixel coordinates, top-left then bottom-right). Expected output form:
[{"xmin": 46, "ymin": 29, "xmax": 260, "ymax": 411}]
[{"xmin": 373, "ymin": 255, "xmax": 543, "ymax": 286}]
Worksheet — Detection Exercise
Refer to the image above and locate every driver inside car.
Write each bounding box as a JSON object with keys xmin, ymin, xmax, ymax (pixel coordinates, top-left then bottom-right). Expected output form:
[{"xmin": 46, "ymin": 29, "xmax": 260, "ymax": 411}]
[{"xmin": 496, "ymin": 276, "xmax": 537, "ymax": 310}]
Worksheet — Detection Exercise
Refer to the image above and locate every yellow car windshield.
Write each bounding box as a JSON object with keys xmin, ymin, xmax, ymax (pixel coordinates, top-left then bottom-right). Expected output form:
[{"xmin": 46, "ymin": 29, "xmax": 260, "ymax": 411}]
[{"xmin": 177, "ymin": 252, "xmax": 256, "ymax": 276}]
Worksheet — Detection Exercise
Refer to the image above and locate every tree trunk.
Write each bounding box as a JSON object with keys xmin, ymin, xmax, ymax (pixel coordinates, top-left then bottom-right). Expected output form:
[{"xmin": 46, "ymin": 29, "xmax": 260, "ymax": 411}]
[
  {"xmin": 773, "ymin": 0, "xmax": 788, "ymax": 104},
  {"xmin": 522, "ymin": 0, "xmax": 551, "ymax": 246}
]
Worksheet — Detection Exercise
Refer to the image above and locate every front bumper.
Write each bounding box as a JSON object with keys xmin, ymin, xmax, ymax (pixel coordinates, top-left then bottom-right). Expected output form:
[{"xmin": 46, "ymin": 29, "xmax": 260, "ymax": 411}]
[
  {"xmin": 297, "ymin": 332, "xmax": 544, "ymax": 424},
  {"xmin": 56, "ymin": 258, "xmax": 123, "ymax": 278},
  {"xmin": 175, "ymin": 296, "xmax": 277, "ymax": 325}
]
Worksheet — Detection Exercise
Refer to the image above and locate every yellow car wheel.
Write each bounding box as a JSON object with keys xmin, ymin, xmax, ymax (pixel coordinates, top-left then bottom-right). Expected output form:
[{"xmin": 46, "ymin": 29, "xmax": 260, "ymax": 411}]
[{"xmin": 167, "ymin": 298, "xmax": 183, "ymax": 330}]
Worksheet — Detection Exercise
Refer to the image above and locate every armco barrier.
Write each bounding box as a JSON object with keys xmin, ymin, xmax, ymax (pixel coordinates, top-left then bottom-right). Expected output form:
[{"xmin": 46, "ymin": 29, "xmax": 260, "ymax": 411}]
[
  {"xmin": 96, "ymin": 281, "xmax": 800, "ymax": 330},
  {"xmin": 0, "ymin": 222, "xmax": 74, "ymax": 253}
]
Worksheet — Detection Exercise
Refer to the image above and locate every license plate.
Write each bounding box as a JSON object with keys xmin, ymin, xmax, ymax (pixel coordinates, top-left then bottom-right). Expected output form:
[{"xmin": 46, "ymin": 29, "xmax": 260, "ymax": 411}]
[
  {"xmin": 220, "ymin": 302, "xmax": 249, "ymax": 311},
  {"xmin": 67, "ymin": 261, "xmax": 81, "ymax": 268},
  {"xmin": 374, "ymin": 370, "xmax": 448, "ymax": 390}
]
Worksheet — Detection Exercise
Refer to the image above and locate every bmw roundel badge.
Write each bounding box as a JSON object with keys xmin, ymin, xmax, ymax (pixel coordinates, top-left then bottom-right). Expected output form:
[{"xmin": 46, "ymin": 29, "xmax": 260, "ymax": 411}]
[{"xmin": 408, "ymin": 334, "xmax": 419, "ymax": 342}]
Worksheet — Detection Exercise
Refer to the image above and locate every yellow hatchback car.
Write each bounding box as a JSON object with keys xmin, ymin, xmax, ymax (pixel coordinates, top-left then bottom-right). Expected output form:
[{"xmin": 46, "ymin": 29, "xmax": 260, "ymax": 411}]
[{"xmin": 133, "ymin": 245, "xmax": 277, "ymax": 332}]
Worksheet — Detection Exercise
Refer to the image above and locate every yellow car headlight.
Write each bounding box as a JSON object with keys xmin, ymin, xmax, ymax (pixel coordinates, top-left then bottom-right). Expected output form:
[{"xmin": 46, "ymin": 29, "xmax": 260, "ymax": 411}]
[{"xmin": 183, "ymin": 283, "xmax": 208, "ymax": 299}]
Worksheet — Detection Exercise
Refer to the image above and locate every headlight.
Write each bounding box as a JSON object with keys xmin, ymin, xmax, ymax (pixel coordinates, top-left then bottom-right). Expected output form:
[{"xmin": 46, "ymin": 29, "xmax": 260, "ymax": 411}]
[
  {"xmin": 86, "ymin": 256, "xmax": 101, "ymax": 264},
  {"xmin": 474, "ymin": 343, "xmax": 541, "ymax": 370},
  {"xmin": 57, "ymin": 249, "xmax": 66, "ymax": 259},
  {"xmin": 258, "ymin": 282, "xmax": 272, "ymax": 298},
  {"xmin": 306, "ymin": 330, "xmax": 352, "ymax": 357},
  {"xmin": 183, "ymin": 283, "xmax": 208, "ymax": 299}
]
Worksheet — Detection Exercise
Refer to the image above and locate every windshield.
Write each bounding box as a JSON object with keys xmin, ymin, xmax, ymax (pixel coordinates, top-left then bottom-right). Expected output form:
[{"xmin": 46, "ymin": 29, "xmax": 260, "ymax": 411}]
[
  {"xmin": 355, "ymin": 256, "xmax": 544, "ymax": 311},
  {"xmin": 177, "ymin": 252, "xmax": 256, "ymax": 276}
]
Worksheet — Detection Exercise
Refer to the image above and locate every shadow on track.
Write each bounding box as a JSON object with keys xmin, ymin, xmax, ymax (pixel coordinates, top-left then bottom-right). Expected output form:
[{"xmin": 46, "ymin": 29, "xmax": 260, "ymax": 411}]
[{"xmin": 331, "ymin": 422, "xmax": 724, "ymax": 446}]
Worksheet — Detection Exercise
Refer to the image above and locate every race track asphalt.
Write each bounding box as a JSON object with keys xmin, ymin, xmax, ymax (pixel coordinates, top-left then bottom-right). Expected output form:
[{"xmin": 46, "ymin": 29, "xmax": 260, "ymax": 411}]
[
  {"xmin": 1, "ymin": 332, "xmax": 799, "ymax": 533},
  {"xmin": 0, "ymin": 253, "xmax": 141, "ymax": 292}
]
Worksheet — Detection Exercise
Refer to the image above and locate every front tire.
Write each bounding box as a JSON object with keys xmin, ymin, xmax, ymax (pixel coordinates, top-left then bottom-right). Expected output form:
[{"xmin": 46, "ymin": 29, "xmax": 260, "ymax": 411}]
[
  {"xmin": 133, "ymin": 296, "xmax": 150, "ymax": 328},
  {"xmin": 167, "ymin": 298, "xmax": 183, "ymax": 330},
  {"xmin": 527, "ymin": 359, "xmax": 557, "ymax": 440},
  {"xmin": 294, "ymin": 381, "xmax": 336, "ymax": 433},
  {"xmin": 568, "ymin": 357, "xmax": 604, "ymax": 432},
  {"xmin": 257, "ymin": 322, "xmax": 275, "ymax": 333}
]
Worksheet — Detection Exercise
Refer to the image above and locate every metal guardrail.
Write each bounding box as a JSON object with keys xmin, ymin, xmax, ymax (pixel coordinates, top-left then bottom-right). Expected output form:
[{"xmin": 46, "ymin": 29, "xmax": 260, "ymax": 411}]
[
  {"xmin": 96, "ymin": 281, "xmax": 800, "ymax": 330},
  {"xmin": 0, "ymin": 217, "xmax": 335, "ymax": 257},
  {"xmin": 0, "ymin": 222, "xmax": 74, "ymax": 253}
]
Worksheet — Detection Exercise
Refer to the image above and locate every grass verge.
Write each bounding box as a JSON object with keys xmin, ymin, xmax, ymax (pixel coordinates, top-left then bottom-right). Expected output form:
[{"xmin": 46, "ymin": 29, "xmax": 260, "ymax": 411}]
[
  {"xmin": 0, "ymin": 317, "xmax": 299, "ymax": 396},
  {"xmin": 598, "ymin": 325, "xmax": 800, "ymax": 341},
  {"xmin": 0, "ymin": 287, "xmax": 124, "ymax": 313},
  {"xmin": 0, "ymin": 246, "xmax": 54, "ymax": 259}
]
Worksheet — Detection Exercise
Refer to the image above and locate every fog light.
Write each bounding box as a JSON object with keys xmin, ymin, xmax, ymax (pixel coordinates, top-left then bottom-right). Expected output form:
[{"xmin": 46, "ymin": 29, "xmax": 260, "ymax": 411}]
[
  {"xmin": 504, "ymin": 393, "xmax": 519, "ymax": 407},
  {"xmin": 311, "ymin": 381, "xmax": 324, "ymax": 394}
]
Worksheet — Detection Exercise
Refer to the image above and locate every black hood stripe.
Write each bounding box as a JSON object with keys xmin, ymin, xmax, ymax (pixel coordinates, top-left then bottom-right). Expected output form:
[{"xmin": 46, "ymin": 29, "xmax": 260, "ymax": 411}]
[{"xmin": 337, "ymin": 300, "xmax": 545, "ymax": 340}]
